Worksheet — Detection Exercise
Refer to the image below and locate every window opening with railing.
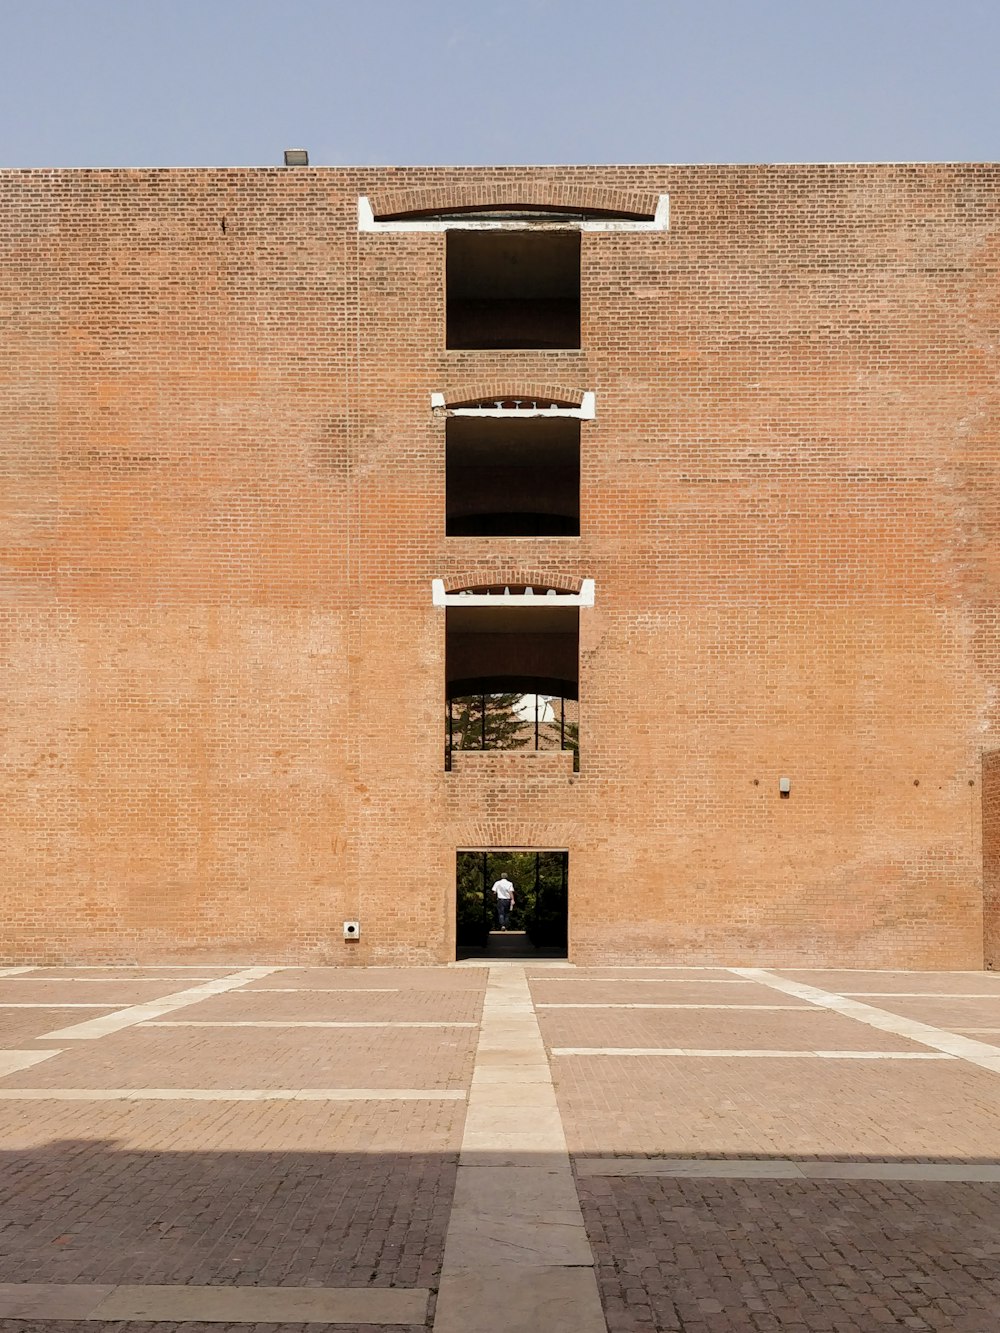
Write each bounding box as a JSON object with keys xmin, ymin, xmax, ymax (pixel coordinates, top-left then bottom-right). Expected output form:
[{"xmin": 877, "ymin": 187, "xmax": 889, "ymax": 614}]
[{"xmin": 446, "ymin": 692, "xmax": 579, "ymax": 770}]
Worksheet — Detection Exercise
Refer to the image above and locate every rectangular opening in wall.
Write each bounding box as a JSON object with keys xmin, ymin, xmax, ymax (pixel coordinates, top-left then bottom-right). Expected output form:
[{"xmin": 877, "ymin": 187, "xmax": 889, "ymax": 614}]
[
  {"xmin": 456, "ymin": 849, "xmax": 569, "ymax": 960},
  {"xmin": 445, "ymin": 602, "xmax": 579, "ymax": 770},
  {"xmin": 447, "ymin": 417, "xmax": 580, "ymax": 536},
  {"xmin": 446, "ymin": 231, "xmax": 581, "ymax": 350}
]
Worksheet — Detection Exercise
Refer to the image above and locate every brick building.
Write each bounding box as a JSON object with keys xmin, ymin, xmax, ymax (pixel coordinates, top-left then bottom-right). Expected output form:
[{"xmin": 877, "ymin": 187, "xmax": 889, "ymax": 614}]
[{"xmin": 2, "ymin": 162, "xmax": 998, "ymax": 968}]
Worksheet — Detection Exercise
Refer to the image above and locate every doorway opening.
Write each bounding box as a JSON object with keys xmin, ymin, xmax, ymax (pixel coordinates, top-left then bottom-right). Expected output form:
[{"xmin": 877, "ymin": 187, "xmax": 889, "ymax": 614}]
[{"xmin": 456, "ymin": 849, "xmax": 569, "ymax": 961}]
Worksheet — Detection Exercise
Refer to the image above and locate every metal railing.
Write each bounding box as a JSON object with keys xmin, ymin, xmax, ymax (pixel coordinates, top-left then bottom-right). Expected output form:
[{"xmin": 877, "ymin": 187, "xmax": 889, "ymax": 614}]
[{"xmin": 446, "ymin": 693, "xmax": 579, "ymax": 770}]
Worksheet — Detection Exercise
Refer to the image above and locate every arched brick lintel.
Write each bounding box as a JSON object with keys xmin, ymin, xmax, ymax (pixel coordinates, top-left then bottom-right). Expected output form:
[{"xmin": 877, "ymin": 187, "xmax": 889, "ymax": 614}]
[
  {"xmin": 455, "ymin": 823, "xmax": 580, "ymax": 850},
  {"xmin": 442, "ymin": 569, "xmax": 583, "ymax": 594},
  {"xmin": 366, "ymin": 184, "xmax": 658, "ymax": 221},
  {"xmin": 441, "ymin": 382, "xmax": 585, "ymax": 409}
]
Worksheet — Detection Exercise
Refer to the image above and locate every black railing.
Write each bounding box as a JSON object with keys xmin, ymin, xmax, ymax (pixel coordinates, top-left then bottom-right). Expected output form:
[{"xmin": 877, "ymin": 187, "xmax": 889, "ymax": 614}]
[{"xmin": 446, "ymin": 693, "xmax": 579, "ymax": 771}]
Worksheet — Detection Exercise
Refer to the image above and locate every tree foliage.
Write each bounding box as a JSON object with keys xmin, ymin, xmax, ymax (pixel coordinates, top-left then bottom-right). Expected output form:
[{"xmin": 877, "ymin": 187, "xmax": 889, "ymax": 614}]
[{"xmin": 450, "ymin": 693, "xmax": 529, "ymax": 751}]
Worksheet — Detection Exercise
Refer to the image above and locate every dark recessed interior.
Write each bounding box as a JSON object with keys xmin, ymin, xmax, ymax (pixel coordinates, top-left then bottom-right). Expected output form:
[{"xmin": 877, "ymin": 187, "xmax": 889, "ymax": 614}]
[
  {"xmin": 446, "ymin": 231, "xmax": 581, "ymax": 350},
  {"xmin": 446, "ymin": 605, "xmax": 579, "ymax": 701},
  {"xmin": 446, "ymin": 417, "xmax": 580, "ymax": 537}
]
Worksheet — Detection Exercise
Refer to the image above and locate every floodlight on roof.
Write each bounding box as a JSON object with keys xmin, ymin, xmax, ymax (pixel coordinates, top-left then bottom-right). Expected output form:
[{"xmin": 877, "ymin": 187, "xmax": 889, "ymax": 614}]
[{"xmin": 283, "ymin": 149, "xmax": 309, "ymax": 166}]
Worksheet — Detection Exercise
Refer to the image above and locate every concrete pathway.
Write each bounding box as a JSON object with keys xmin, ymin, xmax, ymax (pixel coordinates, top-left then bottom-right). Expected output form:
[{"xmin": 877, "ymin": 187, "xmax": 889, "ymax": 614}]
[{"xmin": 434, "ymin": 966, "xmax": 605, "ymax": 1333}]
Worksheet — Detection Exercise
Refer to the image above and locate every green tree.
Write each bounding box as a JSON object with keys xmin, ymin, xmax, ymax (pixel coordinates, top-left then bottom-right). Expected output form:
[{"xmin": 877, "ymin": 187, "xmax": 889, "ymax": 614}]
[{"xmin": 449, "ymin": 693, "xmax": 529, "ymax": 751}]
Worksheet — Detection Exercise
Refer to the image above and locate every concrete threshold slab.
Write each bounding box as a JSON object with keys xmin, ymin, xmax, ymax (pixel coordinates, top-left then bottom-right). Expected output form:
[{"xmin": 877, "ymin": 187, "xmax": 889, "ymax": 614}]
[
  {"xmin": 0, "ymin": 1281, "xmax": 429, "ymax": 1324},
  {"xmin": 576, "ymin": 1157, "xmax": 1000, "ymax": 1183},
  {"xmin": 435, "ymin": 1268, "xmax": 606, "ymax": 1333}
]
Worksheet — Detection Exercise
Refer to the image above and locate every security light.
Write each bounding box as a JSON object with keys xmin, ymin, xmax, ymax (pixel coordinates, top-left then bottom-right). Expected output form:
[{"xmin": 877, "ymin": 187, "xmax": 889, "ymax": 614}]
[{"xmin": 283, "ymin": 149, "xmax": 309, "ymax": 166}]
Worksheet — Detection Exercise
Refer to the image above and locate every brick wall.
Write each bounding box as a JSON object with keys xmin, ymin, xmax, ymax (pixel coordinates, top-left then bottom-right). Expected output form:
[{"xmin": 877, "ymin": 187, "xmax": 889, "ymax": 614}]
[
  {"xmin": 982, "ymin": 752, "xmax": 1000, "ymax": 969},
  {"xmin": 2, "ymin": 163, "xmax": 998, "ymax": 966}
]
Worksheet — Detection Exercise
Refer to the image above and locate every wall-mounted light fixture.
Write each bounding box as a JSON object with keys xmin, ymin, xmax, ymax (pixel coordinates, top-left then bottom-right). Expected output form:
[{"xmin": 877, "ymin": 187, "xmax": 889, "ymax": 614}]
[
  {"xmin": 283, "ymin": 148, "xmax": 309, "ymax": 166},
  {"xmin": 779, "ymin": 777, "xmax": 791, "ymax": 799}
]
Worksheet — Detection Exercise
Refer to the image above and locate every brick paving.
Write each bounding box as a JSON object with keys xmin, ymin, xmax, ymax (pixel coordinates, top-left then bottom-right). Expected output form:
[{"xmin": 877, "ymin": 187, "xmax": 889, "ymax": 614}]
[
  {"xmin": 2, "ymin": 964, "xmax": 1000, "ymax": 1330},
  {"xmin": 0, "ymin": 981, "xmax": 196, "ymax": 1005},
  {"xmin": 782, "ymin": 971, "xmax": 1000, "ymax": 995},
  {"xmin": 0, "ymin": 1009, "xmax": 117, "ymax": 1045},
  {"xmin": 536, "ymin": 1010, "xmax": 930, "ymax": 1053},
  {"xmin": 170, "ymin": 990, "xmax": 484, "ymax": 1024},
  {"xmin": 549, "ymin": 1055, "xmax": 1000, "ymax": 1158},
  {"xmin": 0, "ymin": 1325, "xmax": 418, "ymax": 1333},
  {"xmin": 0, "ymin": 1131, "xmax": 454, "ymax": 1288},
  {"xmin": 579, "ymin": 1175, "xmax": 1000, "ymax": 1332},
  {"xmin": 1, "ymin": 1027, "xmax": 476, "ymax": 1091},
  {"xmin": 832, "ymin": 996, "xmax": 1000, "ymax": 1033},
  {"xmin": 530, "ymin": 979, "xmax": 801, "ymax": 1007}
]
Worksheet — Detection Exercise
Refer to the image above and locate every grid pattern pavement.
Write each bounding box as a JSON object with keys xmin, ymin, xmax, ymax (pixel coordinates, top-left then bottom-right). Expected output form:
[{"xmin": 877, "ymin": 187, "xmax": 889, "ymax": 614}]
[
  {"xmin": 1, "ymin": 964, "xmax": 1000, "ymax": 1331},
  {"xmin": 0, "ymin": 966, "xmax": 482, "ymax": 1330},
  {"xmin": 530, "ymin": 966, "xmax": 1000, "ymax": 1333}
]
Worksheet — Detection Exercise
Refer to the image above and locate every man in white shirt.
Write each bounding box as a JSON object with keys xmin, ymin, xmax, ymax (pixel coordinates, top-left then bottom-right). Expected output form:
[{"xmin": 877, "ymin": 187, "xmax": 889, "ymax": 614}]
[{"xmin": 491, "ymin": 874, "xmax": 515, "ymax": 931}]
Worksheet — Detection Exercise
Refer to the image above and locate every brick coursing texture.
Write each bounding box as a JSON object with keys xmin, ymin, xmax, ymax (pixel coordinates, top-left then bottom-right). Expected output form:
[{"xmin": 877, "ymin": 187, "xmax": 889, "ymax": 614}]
[
  {"xmin": 442, "ymin": 382, "xmax": 585, "ymax": 406},
  {"xmin": 1, "ymin": 163, "xmax": 998, "ymax": 966}
]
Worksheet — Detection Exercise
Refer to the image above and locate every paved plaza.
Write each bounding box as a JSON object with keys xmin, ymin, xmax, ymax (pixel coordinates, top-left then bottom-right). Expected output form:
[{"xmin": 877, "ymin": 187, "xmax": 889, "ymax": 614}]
[{"xmin": 1, "ymin": 962, "xmax": 1000, "ymax": 1331}]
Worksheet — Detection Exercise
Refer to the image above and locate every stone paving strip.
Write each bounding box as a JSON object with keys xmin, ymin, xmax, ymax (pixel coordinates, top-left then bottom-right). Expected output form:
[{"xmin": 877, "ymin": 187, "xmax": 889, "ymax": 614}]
[
  {"xmin": 0, "ymin": 967, "xmax": 36, "ymax": 977},
  {"xmin": 0, "ymin": 977, "xmax": 226, "ymax": 983},
  {"xmin": 526, "ymin": 968, "xmax": 740, "ymax": 976},
  {"xmin": 0, "ymin": 1281, "xmax": 428, "ymax": 1324},
  {"xmin": 251, "ymin": 986, "xmax": 400, "ymax": 992},
  {"xmin": 36, "ymin": 967, "xmax": 280, "ymax": 1040},
  {"xmin": 843, "ymin": 991, "xmax": 1000, "ymax": 998},
  {"xmin": 551, "ymin": 1048, "xmax": 950, "ymax": 1059},
  {"xmin": 742, "ymin": 967, "xmax": 1000, "ymax": 1074},
  {"xmin": 537, "ymin": 1003, "xmax": 815, "ymax": 1010},
  {"xmin": 434, "ymin": 965, "xmax": 606, "ymax": 1333},
  {"xmin": 0, "ymin": 1050, "xmax": 62, "ymax": 1077},
  {"xmin": 575, "ymin": 1157, "xmax": 1000, "ymax": 1182},
  {"xmin": 144, "ymin": 1020, "xmax": 476, "ymax": 1029},
  {"xmin": 0, "ymin": 1087, "xmax": 467, "ymax": 1101},
  {"xmin": 0, "ymin": 1003, "xmax": 114, "ymax": 1008},
  {"xmin": 531, "ymin": 976, "xmax": 754, "ymax": 984}
]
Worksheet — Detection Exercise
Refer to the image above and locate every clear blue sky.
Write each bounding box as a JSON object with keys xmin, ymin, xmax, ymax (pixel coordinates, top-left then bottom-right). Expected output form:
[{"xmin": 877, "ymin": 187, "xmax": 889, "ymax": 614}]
[{"xmin": 2, "ymin": 0, "xmax": 997, "ymax": 167}]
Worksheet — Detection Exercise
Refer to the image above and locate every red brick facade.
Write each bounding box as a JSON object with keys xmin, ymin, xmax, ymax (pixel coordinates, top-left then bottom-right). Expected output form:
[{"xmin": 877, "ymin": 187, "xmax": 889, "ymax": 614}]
[{"xmin": 2, "ymin": 164, "xmax": 998, "ymax": 967}]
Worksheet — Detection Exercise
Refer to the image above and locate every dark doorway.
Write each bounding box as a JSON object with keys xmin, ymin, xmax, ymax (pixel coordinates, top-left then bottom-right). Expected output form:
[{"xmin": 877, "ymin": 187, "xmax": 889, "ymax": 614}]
[
  {"xmin": 446, "ymin": 231, "xmax": 580, "ymax": 350},
  {"xmin": 455, "ymin": 850, "xmax": 569, "ymax": 960},
  {"xmin": 446, "ymin": 416, "xmax": 580, "ymax": 537}
]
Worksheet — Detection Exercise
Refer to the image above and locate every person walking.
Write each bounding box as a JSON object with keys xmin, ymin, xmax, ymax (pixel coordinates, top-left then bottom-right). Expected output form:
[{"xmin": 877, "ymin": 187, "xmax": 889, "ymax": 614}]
[{"xmin": 490, "ymin": 873, "xmax": 515, "ymax": 931}]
